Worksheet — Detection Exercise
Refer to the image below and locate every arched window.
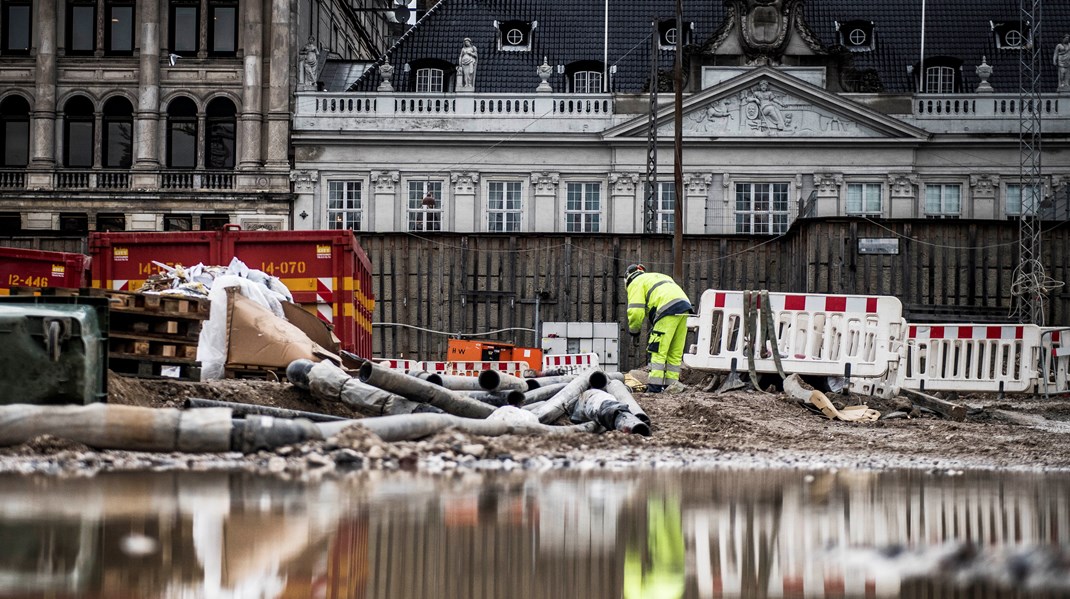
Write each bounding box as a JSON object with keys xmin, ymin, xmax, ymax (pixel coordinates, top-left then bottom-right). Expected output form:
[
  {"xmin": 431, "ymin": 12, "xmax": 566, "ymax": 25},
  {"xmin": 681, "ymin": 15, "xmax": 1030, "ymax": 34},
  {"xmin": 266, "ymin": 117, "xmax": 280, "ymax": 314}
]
[
  {"xmin": 205, "ymin": 97, "xmax": 236, "ymax": 169},
  {"xmin": 407, "ymin": 58, "xmax": 454, "ymax": 92},
  {"xmin": 915, "ymin": 57, "xmax": 962, "ymax": 93},
  {"xmin": 166, "ymin": 96, "xmax": 197, "ymax": 169},
  {"xmin": 63, "ymin": 96, "xmax": 95, "ymax": 168},
  {"xmin": 564, "ymin": 60, "xmax": 605, "ymax": 93},
  {"xmin": 0, "ymin": 95, "xmax": 30, "ymax": 167},
  {"xmin": 102, "ymin": 97, "xmax": 133, "ymax": 168}
]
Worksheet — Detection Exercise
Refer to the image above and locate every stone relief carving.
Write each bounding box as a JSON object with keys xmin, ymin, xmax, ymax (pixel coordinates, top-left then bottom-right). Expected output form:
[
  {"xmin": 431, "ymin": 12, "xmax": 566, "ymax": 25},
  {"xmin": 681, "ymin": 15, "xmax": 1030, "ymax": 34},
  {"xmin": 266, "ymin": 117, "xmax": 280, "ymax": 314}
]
[
  {"xmin": 371, "ymin": 170, "xmax": 399, "ymax": 192},
  {"xmin": 686, "ymin": 174, "xmax": 713, "ymax": 195},
  {"xmin": 887, "ymin": 173, "xmax": 918, "ymax": 196},
  {"xmin": 290, "ymin": 170, "xmax": 317, "ymax": 192},
  {"xmin": 673, "ymin": 82, "xmax": 868, "ymax": 137},
  {"xmin": 704, "ymin": 0, "xmax": 825, "ymax": 65},
  {"xmin": 969, "ymin": 174, "xmax": 1000, "ymax": 195},
  {"xmin": 531, "ymin": 172, "xmax": 560, "ymax": 193},
  {"xmin": 815, "ymin": 173, "xmax": 843, "ymax": 194},
  {"xmin": 609, "ymin": 173, "xmax": 640, "ymax": 194},
  {"xmin": 450, "ymin": 171, "xmax": 479, "ymax": 192}
]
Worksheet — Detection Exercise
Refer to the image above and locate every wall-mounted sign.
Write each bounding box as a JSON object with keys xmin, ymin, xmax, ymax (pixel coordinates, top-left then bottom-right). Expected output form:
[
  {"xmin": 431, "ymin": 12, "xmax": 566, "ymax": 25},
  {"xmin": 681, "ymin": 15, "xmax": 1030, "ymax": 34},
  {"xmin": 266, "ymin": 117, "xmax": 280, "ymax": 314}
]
[{"xmin": 857, "ymin": 238, "xmax": 899, "ymax": 255}]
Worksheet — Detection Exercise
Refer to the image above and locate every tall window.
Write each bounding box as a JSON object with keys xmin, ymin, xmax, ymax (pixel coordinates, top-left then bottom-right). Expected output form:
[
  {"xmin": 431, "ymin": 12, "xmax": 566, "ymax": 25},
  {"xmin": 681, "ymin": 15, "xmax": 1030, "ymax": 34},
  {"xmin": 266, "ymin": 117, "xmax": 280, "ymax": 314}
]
[
  {"xmin": 63, "ymin": 96, "xmax": 95, "ymax": 168},
  {"xmin": 170, "ymin": 1, "xmax": 199, "ymax": 56},
  {"xmin": 67, "ymin": 0, "xmax": 96, "ymax": 54},
  {"xmin": 488, "ymin": 181, "xmax": 522, "ymax": 232},
  {"xmin": 328, "ymin": 181, "xmax": 362, "ymax": 231},
  {"xmin": 0, "ymin": 95, "xmax": 30, "ymax": 167},
  {"xmin": 208, "ymin": 0, "xmax": 237, "ymax": 56},
  {"xmin": 106, "ymin": 0, "xmax": 135, "ymax": 55},
  {"xmin": 573, "ymin": 71, "xmax": 602, "ymax": 93},
  {"xmin": 735, "ymin": 182, "xmax": 790, "ymax": 234},
  {"xmin": 102, "ymin": 97, "xmax": 133, "ymax": 168},
  {"xmin": 924, "ymin": 183, "xmax": 961, "ymax": 217},
  {"xmin": 415, "ymin": 68, "xmax": 444, "ymax": 92},
  {"xmin": 656, "ymin": 182, "xmax": 675, "ymax": 233},
  {"xmin": 1, "ymin": 0, "xmax": 31, "ymax": 54},
  {"xmin": 924, "ymin": 66, "xmax": 955, "ymax": 93},
  {"xmin": 166, "ymin": 97, "xmax": 197, "ymax": 168},
  {"xmin": 205, "ymin": 97, "xmax": 236, "ymax": 169},
  {"xmin": 1006, "ymin": 184, "xmax": 1041, "ymax": 217},
  {"xmin": 408, "ymin": 180, "xmax": 442, "ymax": 231},
  {"xmin": 566, "ymin": 182, "xmax": 601, "ymax": 232},
  {"xmin": 846, "ymin": 183, "xmax": 882, "ymax": 215}
]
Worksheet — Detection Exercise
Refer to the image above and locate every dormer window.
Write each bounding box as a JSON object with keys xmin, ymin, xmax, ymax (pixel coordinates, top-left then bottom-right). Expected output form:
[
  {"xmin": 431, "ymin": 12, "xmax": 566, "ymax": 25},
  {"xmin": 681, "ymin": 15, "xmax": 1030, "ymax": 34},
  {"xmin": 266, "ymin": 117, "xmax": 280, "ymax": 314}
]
[
  {"xmin": 496, "ymin": 20, "xmax": 535, "ymax": 52},
  {"xmin": 992, "ymin": 20, "xmax": 1031, "ymax": 49},
  {"xmin": 658, "ymin": 19, "xmax": 692, "ymax": 49},
  {"xmin": 836, "ymin": 20, "xmax": 875, "ymax": 52},
  {"xmin": 408, "ymin": 58, "xmax": 455, "ymax": 92}
]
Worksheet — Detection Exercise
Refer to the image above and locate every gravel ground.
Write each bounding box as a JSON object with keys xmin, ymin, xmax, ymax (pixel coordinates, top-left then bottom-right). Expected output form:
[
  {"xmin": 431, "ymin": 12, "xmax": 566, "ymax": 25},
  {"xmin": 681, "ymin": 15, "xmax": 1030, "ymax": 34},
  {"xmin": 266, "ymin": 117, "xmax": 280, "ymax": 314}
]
[{"xmin": 1, "ymin": 370, "xmax": 1069, "ymax": 477}]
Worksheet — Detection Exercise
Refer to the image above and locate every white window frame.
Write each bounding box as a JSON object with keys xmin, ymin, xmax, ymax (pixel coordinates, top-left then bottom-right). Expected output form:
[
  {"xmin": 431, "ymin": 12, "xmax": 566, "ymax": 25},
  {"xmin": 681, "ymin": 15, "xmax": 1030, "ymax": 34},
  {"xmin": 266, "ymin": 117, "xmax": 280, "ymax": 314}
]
[
  {"xmin": 656, "ymin": 182, "xmax": 675, "ymax": 233},
  {"xmin": 505, "ymin": 28, "xmax": 524, "ymax": 45},
  {"xmin": 327, "ymin": 180, "xmax": 362, "ymax": 231},
  {"xmin": 734, "ymin": 182, "xmax": 790, "ymax": 235},
  {"xmin": 487, "ymin": 180, "xmax": 523, "ymax": 232},
  {"xmin": 924, "ymin": 66, "xmax": 955, "ymax": 93},
  {"xmin": 407, "ymin": 179, "xmax": 443, "ymax": 231},
  {"xmin": 1006, "ymin": 183, "xmax": 1041, "ymax": 217},
  {"xmin": 846, "ymin": 182, "xmax": 883, "ymax": 216},
  {"xmin": 565, "ymin": 182, "xmax": 601, "ymax": 233},
  {"xmin": 924, "ymin": 183, "xmax": 962, "ymax": 218},
  {"xmin": 415, "ymin": 68, "xmax": 444, "ymax": 93},
  {"xmin": 573, "ymin": 71, "xmax": 602, "ymax": 94},
  {"xmin": 848, "ymin": 28, "xmax": 867, "ymax": 45}
]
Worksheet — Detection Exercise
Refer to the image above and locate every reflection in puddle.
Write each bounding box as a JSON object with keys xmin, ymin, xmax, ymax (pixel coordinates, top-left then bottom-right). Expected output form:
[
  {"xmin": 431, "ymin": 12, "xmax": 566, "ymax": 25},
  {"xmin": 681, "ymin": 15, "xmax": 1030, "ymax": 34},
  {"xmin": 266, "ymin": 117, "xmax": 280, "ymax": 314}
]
[{"xmin": 0, "ymin": 468, "xmax": 1066, "ymax": 598}]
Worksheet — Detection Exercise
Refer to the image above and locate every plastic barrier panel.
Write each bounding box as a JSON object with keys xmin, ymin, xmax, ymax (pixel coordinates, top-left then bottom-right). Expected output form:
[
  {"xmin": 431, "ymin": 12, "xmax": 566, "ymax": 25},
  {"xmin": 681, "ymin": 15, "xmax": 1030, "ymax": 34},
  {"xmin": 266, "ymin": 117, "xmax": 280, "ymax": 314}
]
[
  {"xmin": 1039, "ymin": 328, "xmax": 1070, "ymax": 397},
  {"xmin": 683, "ymin": 290, "xmax": 903, "ymax": 379},
  {"xmin": 418, "ymin": 361, "xmax": 529, "ymax": 377},
  {"xmin": 375, "ymin": 359, "xmax": 422, "ymax": 373},
  {"xmin": 542, "ymin": 353, "xmax": 600, "ymax": 374},
  {"xmin": 902, "ymin": 324, "xmax": 1041, "ymax": 394}
]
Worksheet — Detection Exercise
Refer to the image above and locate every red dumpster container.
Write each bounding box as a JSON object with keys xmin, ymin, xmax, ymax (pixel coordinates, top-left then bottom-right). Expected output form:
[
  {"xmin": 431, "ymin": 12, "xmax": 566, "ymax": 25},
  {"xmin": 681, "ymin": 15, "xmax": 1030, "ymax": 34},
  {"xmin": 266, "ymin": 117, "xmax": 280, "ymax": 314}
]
[
  {"xmin": 0, "ymin": 246, "xmax": 90, "ymax": 293},
  {"xmin": 90, "ymin": 227, "xmax": 374, "ymax": 358}
]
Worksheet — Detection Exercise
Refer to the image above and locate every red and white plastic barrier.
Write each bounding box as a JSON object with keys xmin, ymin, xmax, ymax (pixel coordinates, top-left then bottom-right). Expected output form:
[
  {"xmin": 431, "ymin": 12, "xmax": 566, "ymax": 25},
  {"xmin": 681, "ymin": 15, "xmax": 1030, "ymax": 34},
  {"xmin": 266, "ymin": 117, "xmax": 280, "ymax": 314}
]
[
  {"xmin": 374, "ymin": 358, "xmax": 422, "ymax": 373},
  {"xmin": 1038, "ymin": 327, "xmax": 1070, "ymax": 397},
  {"xmin": 542, "ymin": 353, "xmax": 600, "ymax": 374},
  {"xmin": 415, "ymin": 361, "xmax": 528, "ymax": 377},
  {"xmin": 901, "ymin": 324, "xmax": 1041, "ymax": 394},
  {"xmin": 683, "ymin": 290, "xmax": 904, "ymax": 379}
]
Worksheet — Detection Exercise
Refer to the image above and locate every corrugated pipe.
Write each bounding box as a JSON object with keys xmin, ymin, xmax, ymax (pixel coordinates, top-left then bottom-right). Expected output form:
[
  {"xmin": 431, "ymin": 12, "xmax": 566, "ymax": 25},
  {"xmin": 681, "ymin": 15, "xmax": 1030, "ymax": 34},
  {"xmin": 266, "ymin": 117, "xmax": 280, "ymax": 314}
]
[
  {"xmin": 477, "ymin": 369, "xmax": 527, "ymax": 392},
  {"xmin": 571, "ymin": 389, "xmax": 649, "ymax": 436},
  {"xmin": 531, "ymin": 367, "xmax": 606, "ymax": 424},
  {"xmin": 291, "ymin": 360, "xmax": 434, "ymax": 416},
  {"xmin": 426, "ymin": 373, "xmax": 483, "ymax": 391},
  {"xmin": 521, "ymin": 382, "xmax": 569, "ymax": 405},
  {"xmin": 317, "ymin": 413, "xmax": 598, "ymax": 442},
  {"xmin": 603, "ymin": 379, "xmax": 649, "ymax": 424},
  {"xmin": 358, "ymin": 361, "xmax": 495, "ymax": 419}
]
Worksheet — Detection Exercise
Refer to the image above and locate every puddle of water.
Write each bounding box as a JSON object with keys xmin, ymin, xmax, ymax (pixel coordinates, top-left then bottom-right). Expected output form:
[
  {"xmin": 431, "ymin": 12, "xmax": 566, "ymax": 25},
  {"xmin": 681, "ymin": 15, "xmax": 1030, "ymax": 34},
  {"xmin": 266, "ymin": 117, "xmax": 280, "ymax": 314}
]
[{"xmin": 0, "ymin": 468, "xmax": 1067, "ymax": 598}]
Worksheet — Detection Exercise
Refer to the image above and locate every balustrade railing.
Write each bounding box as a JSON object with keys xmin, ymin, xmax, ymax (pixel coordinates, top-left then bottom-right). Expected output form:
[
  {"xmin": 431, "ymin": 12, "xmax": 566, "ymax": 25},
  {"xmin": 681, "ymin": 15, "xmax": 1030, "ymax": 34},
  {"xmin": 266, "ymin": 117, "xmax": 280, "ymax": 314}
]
[
  {"xmin": 161, "ymin": 170, "xmax": 235, "ymax": 190},
  {"xmin": 914, "ymin": 94, "xmax": 1061, "ymax": 117},
  {"xmin": 0, "ymin": 170, "xmax": 25, "ymax": 189},
  {"xmin": 305, "ymin": 92, "xmax": 615, "ymax": 119}
]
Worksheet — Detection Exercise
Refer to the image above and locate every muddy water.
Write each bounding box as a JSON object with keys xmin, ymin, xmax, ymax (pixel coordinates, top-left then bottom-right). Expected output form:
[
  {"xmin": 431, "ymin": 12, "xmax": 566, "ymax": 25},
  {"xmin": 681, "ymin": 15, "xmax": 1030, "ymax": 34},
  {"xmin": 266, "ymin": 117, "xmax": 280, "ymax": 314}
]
[{"xmin": 0, "ymin": 468, "xmax": 1067, "ymax": 599}]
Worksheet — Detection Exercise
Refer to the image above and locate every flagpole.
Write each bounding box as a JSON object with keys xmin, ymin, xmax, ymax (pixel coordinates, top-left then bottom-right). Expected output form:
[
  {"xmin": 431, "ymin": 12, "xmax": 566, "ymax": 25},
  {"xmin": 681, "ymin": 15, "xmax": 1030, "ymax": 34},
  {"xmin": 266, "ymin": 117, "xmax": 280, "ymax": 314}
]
[
  {"xmin": 918, "ymin": 0, "xmax": 927, "ymax": 92},
  {"xmin": 603, "ymin": 0, "xmax": 610, "ymax": 91}
]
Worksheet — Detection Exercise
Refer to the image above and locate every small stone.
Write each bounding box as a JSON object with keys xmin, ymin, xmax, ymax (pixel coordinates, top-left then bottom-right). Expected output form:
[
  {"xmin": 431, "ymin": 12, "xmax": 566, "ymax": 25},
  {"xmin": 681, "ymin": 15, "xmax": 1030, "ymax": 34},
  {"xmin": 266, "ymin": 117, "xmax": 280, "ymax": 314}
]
[
  {"xmin": 306, "ymin": 453, "xmax": 332, "ymax": 468},
  {"xmin": 460, "ymin": 443, "xmax": 485, "ymax": 457},
  {"xmin": 267, "ymin": 456, "xmax": 286, "ymax": 473},
  {"xmin": 366, "ymin": 445, "xmax": 385, "ymax": 460}
]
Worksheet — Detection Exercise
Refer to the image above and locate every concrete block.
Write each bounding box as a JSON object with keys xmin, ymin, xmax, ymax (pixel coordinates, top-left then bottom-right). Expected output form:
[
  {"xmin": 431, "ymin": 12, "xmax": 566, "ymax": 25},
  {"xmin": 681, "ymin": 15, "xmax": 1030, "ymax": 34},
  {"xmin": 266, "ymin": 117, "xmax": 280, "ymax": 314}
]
[
  {"xmin": 541, "ymin": 322, "xmax": 568, "ymax": 338},
  {"xmin": 541, "ymin": 337, "xmax": 567, "ymax": 355},
  {"xmin": 23, "ymin": 213, "xmax": 54, "ymax": 230},
  {"xmin": 128, "ymin": 214, "xmax": 158, "ymax": 231},
  {"xmin": 567, "ymin": 321, "xmax": 594, "ymax": 338},
  {"xmin": 593, "ymin": 322, "xmax": 618, "ymax": 338}
]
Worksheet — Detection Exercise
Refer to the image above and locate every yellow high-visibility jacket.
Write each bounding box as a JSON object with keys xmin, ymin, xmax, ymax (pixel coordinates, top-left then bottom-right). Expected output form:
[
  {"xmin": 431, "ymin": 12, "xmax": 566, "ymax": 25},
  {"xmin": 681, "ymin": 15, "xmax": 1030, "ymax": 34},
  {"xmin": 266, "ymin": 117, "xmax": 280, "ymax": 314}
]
[{"xmin": 626, "ymin": 272, "xmax": 692, "ymax": 334}]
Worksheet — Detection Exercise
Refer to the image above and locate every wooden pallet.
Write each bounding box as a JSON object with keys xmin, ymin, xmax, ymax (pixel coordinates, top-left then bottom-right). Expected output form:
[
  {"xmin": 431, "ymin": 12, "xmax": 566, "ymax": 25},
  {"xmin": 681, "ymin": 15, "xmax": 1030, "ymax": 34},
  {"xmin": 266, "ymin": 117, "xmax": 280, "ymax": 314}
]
[
  {"xmin": 109, "ymin": 332, "xmax": 199, "ymax": 359},
  {"xmin": 224, "ymin": 364, "xmax": 286, "ymax": 382},
  {"xmin": 8, "ymin": 287, "xmax": 210, "ymax": 316},
  {"xmin": 109, "ymin": 354, "xmax": 202, "ymax": 381}
]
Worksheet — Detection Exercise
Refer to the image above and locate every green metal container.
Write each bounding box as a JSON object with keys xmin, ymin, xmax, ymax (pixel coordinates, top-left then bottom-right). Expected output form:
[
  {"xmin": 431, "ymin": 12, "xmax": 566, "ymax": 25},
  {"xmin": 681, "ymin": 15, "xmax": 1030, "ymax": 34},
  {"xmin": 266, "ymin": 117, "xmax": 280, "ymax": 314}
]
[{"xmin": 0, "ymin": 296, "xmax": 109, "ymax": 404}]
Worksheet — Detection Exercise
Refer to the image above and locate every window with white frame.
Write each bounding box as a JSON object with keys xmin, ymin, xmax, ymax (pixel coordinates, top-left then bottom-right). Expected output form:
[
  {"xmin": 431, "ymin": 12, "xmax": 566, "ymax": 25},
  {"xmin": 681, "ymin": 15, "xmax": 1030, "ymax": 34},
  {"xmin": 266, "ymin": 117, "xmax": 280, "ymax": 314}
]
[
  {"xmin": 1006, "ymin": 183, "xmax": 1041, "ymax": 216},
  {"xmin": 925, "ymin": 66, "xmax": 955, "ymax": 93},
  {"xmin": 925, "ymin": 183, "xmax": 961, "ymax": 217},
  {"xmin": 408, "ymin": 180, "xmax": 442, "ymax": 231},
  {"xmin": 735, "ymin": 182, "xmax": 790, "ymax": 234},
  {"xmin": 415, "ymin": 68, "xmax": 444, "ymax": 92},
  {"xmin": 573, "ymin": 71, "xmax": 602, "ymax": 93},
  {"xmin": 656, "ymin": 182, "xmax": 675, "ymax": 233},
  {"xmin": 327, "ymin": 181, "xmax": 362, "ymax": 230},
  {"xmin": 487, "ymin": 181, "xmax": 522, "ymax": 232},
  {"xmin": 846, "ymin": 183, "xmax": 882, "ymax": 215},
  {"xmin": 566, "ymin": 182, "xmax": 601, "ymax": 232}
]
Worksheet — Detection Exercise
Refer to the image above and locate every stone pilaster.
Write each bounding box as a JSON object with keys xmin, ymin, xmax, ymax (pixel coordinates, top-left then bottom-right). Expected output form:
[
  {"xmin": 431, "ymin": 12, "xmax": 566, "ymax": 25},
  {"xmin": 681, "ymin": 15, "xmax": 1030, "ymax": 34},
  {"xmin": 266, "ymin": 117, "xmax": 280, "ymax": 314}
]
[
  {"xmin": 608, "ymin": 172, "xmax": 640, "ymax": 233},
  {"xmin": 451, "ymin": 171, "xmax": 479, "ymax": 231},
  {"xmin": 264, "ymin": 0, "xmax": 291, "ymax": 169},
  {"xmin": 969, "ymin": 174, "xmax": 999, "ymax": 219},
  {"xmin": 291, "ymin": 169, "xmax": 317, "ymax": 230},
  {"xmin": 530, "ymin": 171, "xmax": 559, "ymax": 232},
  {"xmin": 28, "ymin": 0, "xmax": 57, "ymax": 186},
  {"xmin": 706, "ymin": 173, "xmax": 732, "ymax": 234},
  {"xmin": 370, "ymin": 170, "xmax": 399, "ymax": 231},
  {"xmin": 887, "ymin": 173, "xmax": 919, "ymax": 218},
  {"xmin": 814, "ymin": 172, "xmax": 843, "ymax": 217},
  {"xmin": 238, "ymin": 0, "xmax": 263, "ymax": 170},
  {"xmin": 133, "ymin": 0, "xmax": 161, "ymax": 182},
  {"xmin": 685, "ymin": 173, "xmax": 712, "ymax": 234}
]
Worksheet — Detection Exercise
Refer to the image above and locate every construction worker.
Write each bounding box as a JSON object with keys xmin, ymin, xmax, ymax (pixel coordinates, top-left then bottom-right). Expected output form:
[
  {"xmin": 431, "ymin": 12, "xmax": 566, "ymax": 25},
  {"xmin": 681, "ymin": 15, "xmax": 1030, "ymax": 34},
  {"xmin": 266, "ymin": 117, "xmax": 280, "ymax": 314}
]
[{"xmin": 625, "ymin": 264, "xmax": 692, "ymax": 393}]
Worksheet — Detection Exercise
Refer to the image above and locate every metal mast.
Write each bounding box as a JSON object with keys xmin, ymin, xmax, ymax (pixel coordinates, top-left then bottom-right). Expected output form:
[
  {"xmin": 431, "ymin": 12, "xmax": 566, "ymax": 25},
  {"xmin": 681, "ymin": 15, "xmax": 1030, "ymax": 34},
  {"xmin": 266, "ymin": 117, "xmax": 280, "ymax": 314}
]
[
  {"xmin": 1012, "ymin": 0, "xmax": 1044, "ymax": 324},
  {"xmin": 644, "ymin": 19, "xmax": 659, "ymax": 234}
]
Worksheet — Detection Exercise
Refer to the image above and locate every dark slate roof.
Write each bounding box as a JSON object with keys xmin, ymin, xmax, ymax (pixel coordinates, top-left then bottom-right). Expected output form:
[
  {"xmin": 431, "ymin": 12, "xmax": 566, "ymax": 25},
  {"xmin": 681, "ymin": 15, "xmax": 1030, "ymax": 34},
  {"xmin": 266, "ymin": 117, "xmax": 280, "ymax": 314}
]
[
  {"xmin": 344, "ymin": 0, "xmax": 1070, "ymax": 94},
  {"xmin": 320, "ymin": 61, "xmax": 372, "ymax": 92}
]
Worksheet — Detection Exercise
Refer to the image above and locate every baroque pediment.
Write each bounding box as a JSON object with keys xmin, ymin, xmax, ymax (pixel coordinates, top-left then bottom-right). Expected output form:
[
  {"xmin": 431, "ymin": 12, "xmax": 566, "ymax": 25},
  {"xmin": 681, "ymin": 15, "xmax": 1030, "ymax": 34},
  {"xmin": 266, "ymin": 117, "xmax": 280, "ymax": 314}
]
[{"xmin": 604, "ymin": 67, "xmax": 928, "ymax": 141}]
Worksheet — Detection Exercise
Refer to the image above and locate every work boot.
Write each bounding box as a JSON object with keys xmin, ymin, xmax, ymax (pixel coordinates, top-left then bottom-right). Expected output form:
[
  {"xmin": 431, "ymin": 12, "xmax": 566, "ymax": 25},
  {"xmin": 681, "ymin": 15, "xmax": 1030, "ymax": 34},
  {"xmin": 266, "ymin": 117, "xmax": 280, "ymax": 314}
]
[{"xmin": 646, "ymin": 384, "xmax": 665, "ymax": 394}]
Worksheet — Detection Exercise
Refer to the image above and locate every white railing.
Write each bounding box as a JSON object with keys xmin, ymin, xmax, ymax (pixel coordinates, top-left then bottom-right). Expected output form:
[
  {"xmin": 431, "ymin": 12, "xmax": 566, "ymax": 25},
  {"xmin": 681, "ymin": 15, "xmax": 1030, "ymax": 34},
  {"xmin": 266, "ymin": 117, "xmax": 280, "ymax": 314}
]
[
  {"xmin": 913, "ymin": 94, "xmax": 1061, "ymax": 117},
  {"xmin": 56, "ymin": 170, "xmax": 131, "ymax": 189},
  {"xmin": 301, "ymin": 92, "xmax": 614, "ymax": 119},
  {"xmin": 161, "ymin": 170, "xmax": 235, "ymax": 190}
]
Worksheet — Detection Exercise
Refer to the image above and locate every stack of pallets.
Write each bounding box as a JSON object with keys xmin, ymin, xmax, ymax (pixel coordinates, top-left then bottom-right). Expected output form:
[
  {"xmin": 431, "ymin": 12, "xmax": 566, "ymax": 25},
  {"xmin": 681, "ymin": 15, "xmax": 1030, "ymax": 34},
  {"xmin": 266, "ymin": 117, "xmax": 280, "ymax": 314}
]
[{"xmin": 9, "ymin": 287, "xmax": 207, "ymax": 381}]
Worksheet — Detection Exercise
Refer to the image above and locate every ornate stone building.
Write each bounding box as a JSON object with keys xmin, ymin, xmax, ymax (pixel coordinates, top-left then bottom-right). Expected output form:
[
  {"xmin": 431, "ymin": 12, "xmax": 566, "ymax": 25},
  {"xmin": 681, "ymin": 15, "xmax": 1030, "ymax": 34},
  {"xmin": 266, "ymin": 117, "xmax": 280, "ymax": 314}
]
[{"xmin": 0, "ymin": 0, "xmax": 392, "ymax": 236}]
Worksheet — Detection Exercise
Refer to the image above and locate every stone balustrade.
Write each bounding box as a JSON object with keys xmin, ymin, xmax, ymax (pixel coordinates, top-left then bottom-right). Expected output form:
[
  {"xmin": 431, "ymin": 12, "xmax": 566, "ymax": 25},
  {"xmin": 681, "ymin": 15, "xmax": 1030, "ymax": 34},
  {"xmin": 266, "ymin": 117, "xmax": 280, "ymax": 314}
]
[{"xmin": 905, "ymin": 93, "xmax": 1064, "ymax": 133}]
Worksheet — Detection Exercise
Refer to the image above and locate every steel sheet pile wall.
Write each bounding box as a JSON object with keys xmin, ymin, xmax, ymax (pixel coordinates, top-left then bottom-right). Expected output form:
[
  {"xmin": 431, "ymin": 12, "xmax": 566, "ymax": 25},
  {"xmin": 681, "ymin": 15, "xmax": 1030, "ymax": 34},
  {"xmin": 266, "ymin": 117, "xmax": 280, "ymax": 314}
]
[{"xmin": 362, "ymin": 220, "xmax": 1070, "ymax": 367}]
